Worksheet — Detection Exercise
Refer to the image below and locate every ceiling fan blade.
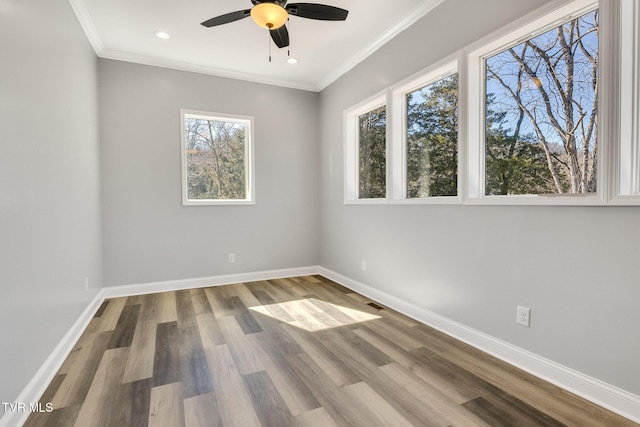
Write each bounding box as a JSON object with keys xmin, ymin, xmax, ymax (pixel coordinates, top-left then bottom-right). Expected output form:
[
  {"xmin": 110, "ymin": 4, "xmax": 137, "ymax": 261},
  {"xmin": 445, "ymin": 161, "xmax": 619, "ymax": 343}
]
[
  {"xmin": 286, "ymin": 3, "xmax": 348, "ymax": 21},
  {"xmin": 200, "ymin": 9, "xmax": 251, "ymax": 27},
  {"xmin": 270, "ymin": 25, "xmax": 290, "ymax": 48}
]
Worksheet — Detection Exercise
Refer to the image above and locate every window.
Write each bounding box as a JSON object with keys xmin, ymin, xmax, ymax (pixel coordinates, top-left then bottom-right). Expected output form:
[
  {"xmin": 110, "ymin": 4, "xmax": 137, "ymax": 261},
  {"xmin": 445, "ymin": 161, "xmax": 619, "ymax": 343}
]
[
  {"xmin": 344, "ymin": 95, "xmax": 387, "ymax": 203},
  {"xmin": 180, "ymin": 110, "xmax": 254, "ymax": 205},
  {"xmin": 615, "ymin": 0, "xmax": 640, "ymax": 204},
  {"xmin": 344, "ymin": 0, "xmax": 636, "ymax": 206},
  {"xmin": 486, "ymin": 9, "xmax": 598, "ymax": 196},
  {"xmin": 406, "ymin": 74, "xmax": 458, "ymax": 198},
  {"xmin": 466, "ymin": 0, "xmax": 604, "ymax": 204},
  {"xmin": 390, "ymin": 57, "xmax": 459, "ymax": 202},
  {"xmin": 358, "ymin": 105, "xmax": 387, "ymax": 199}
]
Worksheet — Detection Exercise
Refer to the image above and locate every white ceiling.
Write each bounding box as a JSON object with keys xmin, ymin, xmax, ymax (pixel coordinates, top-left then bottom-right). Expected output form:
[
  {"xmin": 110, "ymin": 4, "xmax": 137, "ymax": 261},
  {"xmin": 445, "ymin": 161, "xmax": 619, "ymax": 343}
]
[{"xmin": 69, "ymin": 0, "xmax": 445, "ymax": 91}]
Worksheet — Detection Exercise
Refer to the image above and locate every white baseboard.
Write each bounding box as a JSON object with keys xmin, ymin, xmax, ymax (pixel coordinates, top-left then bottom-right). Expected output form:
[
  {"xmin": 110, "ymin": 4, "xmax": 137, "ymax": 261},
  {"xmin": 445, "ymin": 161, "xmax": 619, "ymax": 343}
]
[
  {"xmin": 100, "ymin": 265, "xmax": 322, "ymax": 299},
  {"xmin": 4, "ymin": 265, "xmax": 638, "ymax": 426},
  {"xmin": 0, "ymin": 265, "xmax": 321, "ymax": 427},
  {"xmin": 0, "ymin": 293, "xmax": 104, "ymax": 427},
  {"xmin": 319, "ymin": 266, "xmax": 640, "ymax": 424}
]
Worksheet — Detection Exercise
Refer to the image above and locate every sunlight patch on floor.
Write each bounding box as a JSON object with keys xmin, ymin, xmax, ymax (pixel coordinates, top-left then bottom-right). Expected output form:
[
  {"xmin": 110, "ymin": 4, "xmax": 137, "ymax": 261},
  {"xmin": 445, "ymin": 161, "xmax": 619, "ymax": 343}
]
[{"xmin": 249, "ymin": 298, "xmax": 381, "ymax": 332}]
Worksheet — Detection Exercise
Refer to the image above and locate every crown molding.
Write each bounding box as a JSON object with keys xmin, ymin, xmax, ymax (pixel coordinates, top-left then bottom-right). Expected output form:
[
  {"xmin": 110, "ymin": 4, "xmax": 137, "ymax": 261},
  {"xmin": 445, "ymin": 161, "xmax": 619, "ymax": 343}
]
[
  {"xmin": 99, "ymin": 49, "xmax": 319, "ymax": 92},
  {"xmin": 67, "ymin": 0, "xmax": 104, "ymax": 55}
]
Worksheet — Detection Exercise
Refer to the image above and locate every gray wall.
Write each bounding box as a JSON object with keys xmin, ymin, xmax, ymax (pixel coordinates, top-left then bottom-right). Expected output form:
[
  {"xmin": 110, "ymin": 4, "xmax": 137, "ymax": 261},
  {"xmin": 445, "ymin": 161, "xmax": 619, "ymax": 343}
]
[
  {"xmin": 319, "ymin": 0, "xmax": 640, "ymax": 395},
  {"xmin": 99, "ymin": 60, "xmax": 321, "ymax": 286},
  {"xmin": 0, "ymin": 0, "xmax": 102, "ymax": 405}
]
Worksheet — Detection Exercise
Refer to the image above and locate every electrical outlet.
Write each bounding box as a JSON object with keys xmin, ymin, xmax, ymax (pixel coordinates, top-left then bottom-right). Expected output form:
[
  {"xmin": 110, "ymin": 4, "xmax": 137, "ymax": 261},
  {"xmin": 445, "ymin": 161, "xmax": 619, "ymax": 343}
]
[
  {"xmin": 84, "ymin": 277, "xmax": 89, "ymax": 291},
  {"xmin": 228, "ymin": 253, "xmax": 235, "ymax": 264},
  {"xmin": 517, "ymin": 305, "xmax": 530, "ymax": 327},
  {"xmin": 361, "ymin": 261, "xmax": 367, "ymax": 271}
]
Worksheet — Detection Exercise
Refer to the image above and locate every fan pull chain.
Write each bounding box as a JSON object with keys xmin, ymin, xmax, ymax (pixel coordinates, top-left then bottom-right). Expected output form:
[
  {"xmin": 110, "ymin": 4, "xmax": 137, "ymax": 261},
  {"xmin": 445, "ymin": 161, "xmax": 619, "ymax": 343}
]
[
  {"xmin": 267, "ymin": 23, "xmax": 273, "ymax": 62},
  {"xmin": 287, "ymin": 18, "xmax": 291, "ymax": 59}
]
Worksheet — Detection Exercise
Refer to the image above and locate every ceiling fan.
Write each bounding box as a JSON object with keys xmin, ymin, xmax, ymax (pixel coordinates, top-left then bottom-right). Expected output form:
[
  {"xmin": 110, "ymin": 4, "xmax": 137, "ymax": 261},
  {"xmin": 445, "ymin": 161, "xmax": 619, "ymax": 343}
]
[{"xmin": 200, "ymin": 1, "xmax": 349, "ymax": 49}]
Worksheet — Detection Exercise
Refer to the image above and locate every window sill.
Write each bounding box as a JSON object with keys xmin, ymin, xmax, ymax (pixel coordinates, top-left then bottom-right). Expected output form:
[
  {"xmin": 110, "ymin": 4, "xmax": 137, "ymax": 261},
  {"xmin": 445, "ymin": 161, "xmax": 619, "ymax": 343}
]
[{"xmin": 183, "ymin": 199, "xmax": 255, "ymax": 206}]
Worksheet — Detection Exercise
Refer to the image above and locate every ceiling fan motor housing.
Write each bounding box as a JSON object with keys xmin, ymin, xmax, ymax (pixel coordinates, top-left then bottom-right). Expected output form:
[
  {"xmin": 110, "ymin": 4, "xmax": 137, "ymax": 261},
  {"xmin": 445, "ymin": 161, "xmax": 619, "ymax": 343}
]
[{"xmin": 251, "ymin": 0, "xmax": 288, "ymax": 6}]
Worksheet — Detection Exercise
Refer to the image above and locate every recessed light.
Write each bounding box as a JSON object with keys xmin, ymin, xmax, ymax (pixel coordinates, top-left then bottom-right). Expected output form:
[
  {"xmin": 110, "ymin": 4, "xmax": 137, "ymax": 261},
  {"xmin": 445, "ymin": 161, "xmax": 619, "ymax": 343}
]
[
  {"xmin": 287, "ymin": 57, "xmax": 299, "ymax": 64},
  {"xmin": 155, "ymin": 31, "xmax": 171, "ymax": 39}
]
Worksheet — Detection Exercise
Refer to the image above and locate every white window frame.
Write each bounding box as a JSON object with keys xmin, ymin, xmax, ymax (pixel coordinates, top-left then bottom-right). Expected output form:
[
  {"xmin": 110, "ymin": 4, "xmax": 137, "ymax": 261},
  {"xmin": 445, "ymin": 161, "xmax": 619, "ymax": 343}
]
[
  {"xmin": 344, "ymin": 93, "xmax": 388, "ymax": 204},
  {"xmin": 390, "ymin": 54, "xmax": 461, "ymax": 204},
  {"xmin": 613, "ymin": 0, "xmax": 640, "ymax": 204},
  {"xmin": 180, "ymin": 109, "xmax": 255, "ymax": 206},
  {"xmin": 465, "ymin": 0, "xmax": 606, "ymax": 206},
  {"xmin": 343, "ymin": 0, "xmax": 637, "ymax": 207}
]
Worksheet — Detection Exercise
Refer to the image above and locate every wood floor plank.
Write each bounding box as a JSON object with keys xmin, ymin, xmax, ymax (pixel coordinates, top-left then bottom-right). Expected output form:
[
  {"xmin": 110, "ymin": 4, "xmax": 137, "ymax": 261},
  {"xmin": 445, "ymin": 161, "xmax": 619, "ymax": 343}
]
[
  {"xmin": 178, "ymin": 325, "xmax": 213, "ymax": 398},
  {"xmin": 362, "ymin": 317, "xmax": 426, "ymax": 351},
  {"xmin": 355, "ymin": 317, "xmax": 481, "ymax": 406},
  {"xmin": 37, "ymin": 374, "xmax": 66, "ymax": 407},
  {"xmin": 228, "ymin": 282, "xmax": 264, "ymax": 307},
  {"xmin": 307, "ymin": 298, "xmax": 370, "ymax": 326},
  {"xmin": 247, "ymin": 288, "xmax": 277, "ymax": 305},
  {"xmin": 24, "ymin": 404, "xmax": 82, "ymax": 427},
  {"xmin": 176, "ymin": 289, "xmax": 197, "ymax": 329},
  {"xmin": 148, "ymin": 382, "xmax": 185, "ymax": 427},
  {"xmin": 327, "ymin": 327, "xmax": 393, "ymax": 367},
  {"xmin": 57, "ymin": 348, "xmax": 80, "ymax": 376},
  {"xmin": 51, "ymin": 331, "xmax": 113, "ymax": 408},
  {"xmin": 280, "ymin": 322, "xmax": 361, "ymax": 388},
  {"xmin": 244, "ymin": 280, "xmax": 291, "ymax": 304},
  {"xmin": 184, "ymin": 392, "xmax": 223, "ymax": 427},
  {"xmin": 107, "ymin": 303, "xmax": 141, "ymax": 349},
  {"xmin": 123, "ymin": 319, "xmax": 157, "ymax": 383},
  {"xmin": 293, "ymin": 407, "xmax": 339, "ymax": 427},
  {"xmin": 204, "ymin": 287, "xmax": 236, "ymax": 319},
  {"xmin": 248, "ymin": 297, "xmax": 298, "ymax": 324},
  {"xmin": 190, "ymin": 288, "xmax": 213, "ymax": 316},
  {"xmin": 205, "ymin": 344, "xmax": 261, "ymax": 427},
  {"xmin": 377, "ymin": 306, "xmax": 420, "ymax": 327},
  {"xmin": 195, "ymin": 312, "xmax": 225, "ymax": 349},
  {"xmin": 128, "ymin": 379, "xmax": 152, "ymax": 427},
  {"xmin": 260, "ymin": 279, "xmax": 299, "ymax": 301},
  {"xmin": 225, "ymin": 296, "xmax": 263, "ymax": 335},
  {"xmin": 287, "ymin": 352, "xmax": 365, "ymax": 427},
  {"xmin": 156, "ymin": 291, "xmax": 178, "ymax": 324},
  {"xmin": 380, "ymin": 362, "xmax": 491, "ymax": 426},
  {"xmin": 243, "ymin": 370, "xmax": 293, "ymax": 427},
  {"xmin": 141, "ymin": 292, "xmax": 160, "ymax": 321},
  {"xmin": 91, "ymin": 297, "xmax": 127, "ymax": 332},
  {"xmin": 252, "ymin": 321, "xmax": 304, "ymax": 357},
  {"xmin": 342, "ymin": 381, "xmax": 414, "ymax": 427},
  {"xmin": 322, "ymin": 332, "xmax": 453, "ymax": 426},
  {"xmin": 152, "ymin": 322, "xmax": 181, "ymax": 387},
  {"xmin": 248, "ymin": 332, "xmax": 320, "ymax": 416},
  {"xmin": 93, "ymin": 300, "xmax": 109, "ymax": 318},
  {"xmin": 217, "ymin": 316, "xmax": 265, "ymax": 375},
  {"xmin": 462, "ymin": 394, "xmax": 566, "ymax": 427},
  {"xmin": 73, "ymin": 347, "xmax": 131, "ymax": 427}
]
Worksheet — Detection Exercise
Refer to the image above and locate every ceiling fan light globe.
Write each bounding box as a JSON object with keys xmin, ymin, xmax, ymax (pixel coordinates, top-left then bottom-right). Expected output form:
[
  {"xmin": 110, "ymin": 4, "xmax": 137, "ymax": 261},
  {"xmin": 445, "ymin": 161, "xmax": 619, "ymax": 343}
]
[{"xmin": 250, "ymin": 3, "xmax": 288, "ymax": 29}]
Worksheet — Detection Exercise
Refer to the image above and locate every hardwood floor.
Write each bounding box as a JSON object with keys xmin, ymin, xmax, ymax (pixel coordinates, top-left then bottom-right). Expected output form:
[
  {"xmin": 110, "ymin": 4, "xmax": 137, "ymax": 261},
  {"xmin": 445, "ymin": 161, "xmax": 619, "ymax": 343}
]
[{"xmin": 25, "ymin": 275, "xmax": 636, "ymax": 426}]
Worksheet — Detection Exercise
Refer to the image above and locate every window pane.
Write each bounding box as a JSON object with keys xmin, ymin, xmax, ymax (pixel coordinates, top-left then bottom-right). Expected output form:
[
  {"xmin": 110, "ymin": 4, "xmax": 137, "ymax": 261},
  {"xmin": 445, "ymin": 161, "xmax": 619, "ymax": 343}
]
[
  {"xmin": 184, "ymin": 117, "xmax": 247, "ymax": 200},
  {"xmin": 406, "ymin": 74, "xmax": 458, "ymax": 197},
  {"xmin": 485, "ymin": 9, "xmax": 598, "ymax": 195},
  {"xmin": 358, "ymin": 106, "xmax": 386, "ymax": 199}
]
